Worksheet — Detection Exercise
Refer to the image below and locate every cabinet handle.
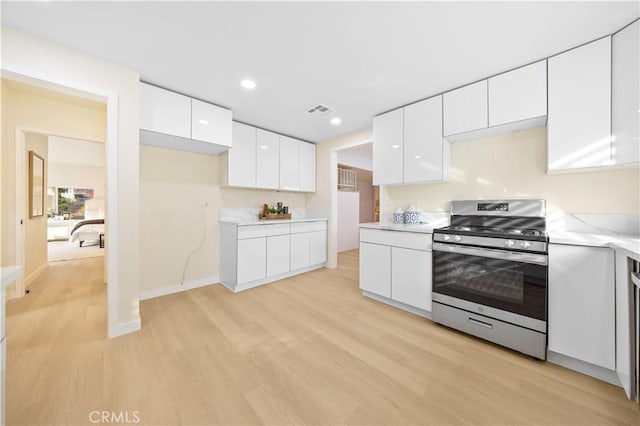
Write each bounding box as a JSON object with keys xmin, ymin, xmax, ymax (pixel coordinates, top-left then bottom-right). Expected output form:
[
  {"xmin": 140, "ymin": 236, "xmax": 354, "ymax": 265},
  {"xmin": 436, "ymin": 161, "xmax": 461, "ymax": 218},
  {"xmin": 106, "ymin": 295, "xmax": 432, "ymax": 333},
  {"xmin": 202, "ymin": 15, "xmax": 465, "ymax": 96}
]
[
  {"xmin": 468, "ymin": 317, "xmax": 493, "ymax": 329},
  {"xmin": 631, "ymin": 271, "xmax": 640, "ymax": 288}
]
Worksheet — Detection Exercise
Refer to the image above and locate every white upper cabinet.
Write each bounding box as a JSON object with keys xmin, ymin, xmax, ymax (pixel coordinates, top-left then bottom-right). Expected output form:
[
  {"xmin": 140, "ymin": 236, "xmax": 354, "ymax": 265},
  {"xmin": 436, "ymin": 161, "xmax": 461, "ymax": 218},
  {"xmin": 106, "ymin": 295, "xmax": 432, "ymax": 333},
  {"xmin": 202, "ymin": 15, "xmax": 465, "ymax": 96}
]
[
  {"xmin": 403, "ymin": 95, "xmax": 448, "ymax": 183},
  {"xmin": 373, "ymin": 108, "xmax": 404, "ymax": 185},
  {"xmin": 443, "ymin": 80, "xmax": 488, "ymax": 137},
  {"xmin": 227, "ymin": 122, "xmax": 257, "ymax": 188},
  {"xmin": 279, "ymin": 136, "xmax": 300, "ymax": 191},
  {"xmin": 140, "ymin": 82, "xmax": 233, "ymax": 155},
  {"xmin": 256, "ymin": 129, "xmax": 280, "ymax": 189},
  {"xmin": 489, "ymin": 60, "xmax": 547, "ymax": 127},
  {"xmin": 191, "ymin": 98, "xmax": 232, "ymax": 147},
  {"xmin": 299, "ymin": 142, "xmax": 317, "ymax": 192},
  {"xmin": 140, "ymin": 82, "xmax": 191, "ymax": 138},
  {"xmin": 548, "ymin": 37, "xmax": 612, "ymax": 172},
  {"xmin": 612, "ymin": 20, "xmax": 640, "ymax": 166},
  {"xmin": 224, "ymin": 122, "xmax": 317, "ymax": 192}
]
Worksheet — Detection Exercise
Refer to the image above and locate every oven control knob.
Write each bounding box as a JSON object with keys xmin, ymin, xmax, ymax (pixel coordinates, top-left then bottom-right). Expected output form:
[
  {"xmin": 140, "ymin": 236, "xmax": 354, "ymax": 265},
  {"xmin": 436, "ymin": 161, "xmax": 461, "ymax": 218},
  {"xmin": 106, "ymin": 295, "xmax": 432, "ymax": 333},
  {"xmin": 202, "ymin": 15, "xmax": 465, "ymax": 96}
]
[
  {"xmin": 505, "ymin": 240, "xmax": 515, "ymax": 247},
  {"xmin": 443, "ymin": 235, "xmax": 450, "ymax": 241},
  {"xmin": 521, "ymin": 241, "xmax": 531, "ymax": 249},
  {"xmin": 454, "ymin": 235, "xmax": 462, "ymax": 242}
]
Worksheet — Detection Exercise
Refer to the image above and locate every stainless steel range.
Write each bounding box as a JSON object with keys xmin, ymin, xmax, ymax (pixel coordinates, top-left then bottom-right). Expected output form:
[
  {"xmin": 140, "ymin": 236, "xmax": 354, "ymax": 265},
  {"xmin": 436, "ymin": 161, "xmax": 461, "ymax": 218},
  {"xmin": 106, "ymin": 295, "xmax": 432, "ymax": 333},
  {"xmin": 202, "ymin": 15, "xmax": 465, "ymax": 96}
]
[{"xmin": 432, "ymin": 199, "xmax": 548, "ymax": 359}]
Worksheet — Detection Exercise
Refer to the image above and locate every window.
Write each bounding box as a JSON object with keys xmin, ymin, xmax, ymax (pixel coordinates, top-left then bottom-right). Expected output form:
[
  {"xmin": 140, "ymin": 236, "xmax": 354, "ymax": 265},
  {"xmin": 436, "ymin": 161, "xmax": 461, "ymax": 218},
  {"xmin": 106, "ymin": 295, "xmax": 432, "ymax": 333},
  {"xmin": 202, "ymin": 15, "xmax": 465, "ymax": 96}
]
[{"xmin": 48, "ymin": 187, "xmax": 94, "ymax": 220}]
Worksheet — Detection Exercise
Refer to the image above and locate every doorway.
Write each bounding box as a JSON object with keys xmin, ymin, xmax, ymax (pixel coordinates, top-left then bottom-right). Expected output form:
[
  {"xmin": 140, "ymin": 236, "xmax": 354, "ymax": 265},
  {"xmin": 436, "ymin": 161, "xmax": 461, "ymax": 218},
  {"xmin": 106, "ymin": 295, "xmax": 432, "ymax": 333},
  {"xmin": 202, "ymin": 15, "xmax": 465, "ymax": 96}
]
[
  {"xmin": 335, "ymin": 143, "xmax": 377, "ymax": 254},
  {"xmin": 2, "ymin": 76, "xmax": 114, "ymax": 334},
  {"xmin": 46, "ymin": 136, "xmax": 106, "ymax": 264}
]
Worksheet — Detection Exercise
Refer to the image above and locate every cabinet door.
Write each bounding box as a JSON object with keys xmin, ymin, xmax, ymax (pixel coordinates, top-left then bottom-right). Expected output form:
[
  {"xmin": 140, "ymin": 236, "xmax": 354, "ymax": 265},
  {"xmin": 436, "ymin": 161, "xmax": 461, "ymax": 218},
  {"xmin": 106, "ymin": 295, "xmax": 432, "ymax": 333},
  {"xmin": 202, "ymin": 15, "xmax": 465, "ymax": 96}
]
[
  {"xmin": 228, "ymin": 122, "xmax": 257, "ymax": 187},
  {"xmin": 612, "ymin": 20, "xmax": 639, "ymax": 166},
  {"xmin": 140, "ymin": 82, "xmax": 191, "ymax": 138},
  {"xmin": 373, "ymin": 108, "xmax": 403, "ymax": 185},
  {"xmin": 299, "ymin": 142, "xmax": 317, "ymax": 192},
  {"xmin": 290, "ymin": 232, "xmax": 310, "ymax": 270},
  {"xmin": 403, "ymin": 95, "xmax": 445, "ymax": 183},
  {"xmin": 191, "ymin": 99, "xmax": 232, "ymax": 146},
  {"xmin": 391, "ymin": 248, "xmax": 432, "ymax": 311},
  {"xmin": 237, "ymin": 238, "xmax": 266, "ymax": 284},
  {"xmin": 548, "ymin": 37, "xmax": 612, "ymax": 171},
  {"xmin": 489, "ymin": 60, "xmax": 547, "ymax": 127},
  {"xmin": 309, "ymin": 231, "xmax": 327, "ymax": 265},
  {"xmin": 279, "ymin": 136, "xmax": 300, "ymax": 191},
  {"xmin": 256, "ymin": 129, "xmax": 280, "ymax": 189},
  {"xmin": 359, "ymin": 242, "xmax": 391, "ymax": 297},
  {"xmin": 615, "ymin": 252, "xmax": 635, "ymax": 399},
  {"xmin": 548, "ymin": 244, "xmax": 615, "ymax": 369},
  {"xmin": 443, "ymin": 80, "xmax": 488, "ymax": 136},
  {"xmin": 267, "ymin": 234, "xmax": 290, "ymax": 277}
]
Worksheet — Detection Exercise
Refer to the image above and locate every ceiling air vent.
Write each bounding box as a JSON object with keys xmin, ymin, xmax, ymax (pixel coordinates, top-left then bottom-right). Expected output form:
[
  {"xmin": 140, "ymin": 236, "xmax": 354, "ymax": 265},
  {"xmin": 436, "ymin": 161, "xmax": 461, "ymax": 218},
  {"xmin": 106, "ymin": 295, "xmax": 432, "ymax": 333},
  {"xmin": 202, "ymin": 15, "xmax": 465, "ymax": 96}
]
[{"xmin": 306, "ymin": 104, "xmax": 335, "ymax": 116}]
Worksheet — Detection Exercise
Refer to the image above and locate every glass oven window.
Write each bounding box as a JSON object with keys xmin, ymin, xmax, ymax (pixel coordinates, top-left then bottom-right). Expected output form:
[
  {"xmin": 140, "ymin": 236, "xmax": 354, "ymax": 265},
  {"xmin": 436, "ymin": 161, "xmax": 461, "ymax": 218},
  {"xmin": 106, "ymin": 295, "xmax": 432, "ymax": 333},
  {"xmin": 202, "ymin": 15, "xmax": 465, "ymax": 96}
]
[{"xmin": 433, "ymin": 250, "xmax": 547, "ymax": 320}]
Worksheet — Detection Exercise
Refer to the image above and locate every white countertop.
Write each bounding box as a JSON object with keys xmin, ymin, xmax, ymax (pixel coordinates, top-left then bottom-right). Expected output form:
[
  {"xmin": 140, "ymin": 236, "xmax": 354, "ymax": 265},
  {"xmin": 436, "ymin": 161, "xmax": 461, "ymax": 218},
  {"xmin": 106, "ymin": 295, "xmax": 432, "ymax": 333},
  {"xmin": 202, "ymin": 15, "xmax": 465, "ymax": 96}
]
[
  {"xmin": 360, "ymin": 222, "xmax": 440, "ymax": 234},
  {"xmin": 1, "ymin": 265, "xmax": 22, "ymax": 289},
  {"xmin": 548, "ymin": 230, "xmax": 640, "ymax": 260},
  {"xmin": 221, "ymin": 217, "xmax": 328, "ymax": 226}
]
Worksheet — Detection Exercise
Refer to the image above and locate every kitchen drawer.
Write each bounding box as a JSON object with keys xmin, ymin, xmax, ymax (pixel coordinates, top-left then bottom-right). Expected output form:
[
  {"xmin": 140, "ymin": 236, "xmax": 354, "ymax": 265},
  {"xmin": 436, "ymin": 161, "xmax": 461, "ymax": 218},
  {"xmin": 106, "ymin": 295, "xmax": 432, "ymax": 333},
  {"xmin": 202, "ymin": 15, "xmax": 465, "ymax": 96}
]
[
  {"xmin": 290, "ymin": 221, "xmax": 327, "ymax": 233},
  {"xmin": 360, "ymin": 228, "xmax": 432, "ymax": 251},
  {"xmin": 238, "ymin": 223, "xmax": 290, "ymax": 239}
]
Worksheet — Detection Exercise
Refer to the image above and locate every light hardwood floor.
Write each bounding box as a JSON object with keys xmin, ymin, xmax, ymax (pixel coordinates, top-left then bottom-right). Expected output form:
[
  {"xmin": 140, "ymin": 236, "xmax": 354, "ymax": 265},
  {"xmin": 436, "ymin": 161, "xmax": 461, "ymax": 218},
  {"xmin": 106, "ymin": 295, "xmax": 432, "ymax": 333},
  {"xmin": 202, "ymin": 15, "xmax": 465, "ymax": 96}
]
[{"xmin": 6, "ymin": 250, "xmax": 639, "ymax": 425}]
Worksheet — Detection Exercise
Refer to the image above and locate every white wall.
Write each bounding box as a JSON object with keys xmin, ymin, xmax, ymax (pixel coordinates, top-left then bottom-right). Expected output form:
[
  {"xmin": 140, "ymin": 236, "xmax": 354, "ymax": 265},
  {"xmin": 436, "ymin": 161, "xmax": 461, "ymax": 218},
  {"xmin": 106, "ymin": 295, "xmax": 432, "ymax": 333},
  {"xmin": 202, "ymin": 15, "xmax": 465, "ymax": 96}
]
[
  {"xmin": 382, "ymin": 127, "xmax": 640, "ymax": 220},
  {"xmin": 48, "ymin": 163, "xmax": 106, "ymax": 199},
  {"xmin": 139, "ymin": 144, "xmax": 307, "ymax": 295},
  {"xmin": 2, "ymin": 27, "xmax": 141, "ymax": 338},
  {"xmin": 337, "ymin": 191, "xmax": 359, "ymax": 252}
]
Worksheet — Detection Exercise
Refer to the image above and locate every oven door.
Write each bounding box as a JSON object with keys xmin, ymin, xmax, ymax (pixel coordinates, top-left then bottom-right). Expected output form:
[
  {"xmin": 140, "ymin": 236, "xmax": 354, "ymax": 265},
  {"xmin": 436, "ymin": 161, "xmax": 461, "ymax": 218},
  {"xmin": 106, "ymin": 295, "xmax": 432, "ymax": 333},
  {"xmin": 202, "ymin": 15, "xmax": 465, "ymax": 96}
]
[{"xmin": 432, "ymin": 242, "xmax": 547, "ymax": 322}]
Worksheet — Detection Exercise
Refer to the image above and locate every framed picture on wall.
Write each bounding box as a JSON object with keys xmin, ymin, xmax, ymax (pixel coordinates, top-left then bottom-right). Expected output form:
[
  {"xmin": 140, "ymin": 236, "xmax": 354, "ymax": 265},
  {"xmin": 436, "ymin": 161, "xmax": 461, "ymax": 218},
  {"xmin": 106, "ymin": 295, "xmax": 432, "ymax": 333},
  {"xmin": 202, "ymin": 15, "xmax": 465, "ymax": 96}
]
[{"xmin": 29, "ymin": 150, "xmax": 44, "ymax": 218}]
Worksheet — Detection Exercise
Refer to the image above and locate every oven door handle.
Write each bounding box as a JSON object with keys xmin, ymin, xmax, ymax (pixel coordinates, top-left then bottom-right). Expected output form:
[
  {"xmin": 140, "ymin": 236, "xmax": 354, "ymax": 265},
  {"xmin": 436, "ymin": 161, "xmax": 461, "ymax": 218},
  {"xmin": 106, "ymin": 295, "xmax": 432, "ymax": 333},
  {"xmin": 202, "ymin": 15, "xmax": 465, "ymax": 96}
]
[{"xmin": 432, "ymin": 242, "xmax": 548, "ymax": 266}]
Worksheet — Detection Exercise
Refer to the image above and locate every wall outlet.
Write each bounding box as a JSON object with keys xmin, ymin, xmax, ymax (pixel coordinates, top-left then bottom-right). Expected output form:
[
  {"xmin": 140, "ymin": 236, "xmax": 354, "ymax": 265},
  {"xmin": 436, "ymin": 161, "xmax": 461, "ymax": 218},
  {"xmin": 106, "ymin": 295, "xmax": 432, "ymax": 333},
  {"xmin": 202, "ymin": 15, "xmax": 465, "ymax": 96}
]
[{"xmin": 173, "ymin": 219, "xmax": 182, "ymax": 229}]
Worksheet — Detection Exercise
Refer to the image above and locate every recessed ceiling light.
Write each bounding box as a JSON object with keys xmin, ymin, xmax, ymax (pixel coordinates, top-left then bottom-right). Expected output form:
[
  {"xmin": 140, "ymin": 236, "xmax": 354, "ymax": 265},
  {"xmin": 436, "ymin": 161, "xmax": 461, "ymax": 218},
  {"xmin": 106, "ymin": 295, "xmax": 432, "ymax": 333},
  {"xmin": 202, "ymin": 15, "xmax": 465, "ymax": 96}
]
[
  {"xmin": 198, "ymin": 119, "xmax": 209, "ymax": 125},
  {"xmin": 391, "ymin": 145, "xmax": 400, "ymax": 149},
  {"xmin": 260, "ymin": 145, "xmax": 268, "ymax": 150},
  {"xmin": 241, "ymin": 79, "xmax": 256, "ymax": 90},
  {"xmin": 330, "ymin": 117, "xmax": 342, "ymax": 125},
  {"xmin": 414, "ymin": 155, "xmax": 421, "ymax": 159}
]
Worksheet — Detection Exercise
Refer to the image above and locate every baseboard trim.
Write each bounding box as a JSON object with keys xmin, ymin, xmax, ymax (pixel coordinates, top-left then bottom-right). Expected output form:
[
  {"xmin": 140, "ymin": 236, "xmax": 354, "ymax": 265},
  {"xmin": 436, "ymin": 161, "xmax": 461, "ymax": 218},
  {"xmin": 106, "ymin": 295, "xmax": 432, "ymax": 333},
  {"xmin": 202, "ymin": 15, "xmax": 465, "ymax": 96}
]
[
  {"xmin": 547, "ymin": 351, "xmax": 621, "ymax": 387},
  {"xmin": 25, "ymin": 262, "xmax": 48, "ymax": 287},
  {"xmin": 362, "ymin": 291, "xmax": 432, "ymax": 320},
  {"xmin": 109, "ymin": 317, "xmax": 141, "ymax": 339},
  {"xmin": 139, "ymin": 276, "xmax": 219, "ymax": 301}
]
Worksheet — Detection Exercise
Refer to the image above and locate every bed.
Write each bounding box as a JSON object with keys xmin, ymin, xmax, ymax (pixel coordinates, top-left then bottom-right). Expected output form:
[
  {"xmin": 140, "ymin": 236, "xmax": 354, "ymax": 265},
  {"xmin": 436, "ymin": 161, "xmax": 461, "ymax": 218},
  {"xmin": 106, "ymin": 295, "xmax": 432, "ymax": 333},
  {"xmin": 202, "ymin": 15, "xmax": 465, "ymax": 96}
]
[{"xmin": 69, "ymin": 198, "xmax": 105, "ymax": 247}]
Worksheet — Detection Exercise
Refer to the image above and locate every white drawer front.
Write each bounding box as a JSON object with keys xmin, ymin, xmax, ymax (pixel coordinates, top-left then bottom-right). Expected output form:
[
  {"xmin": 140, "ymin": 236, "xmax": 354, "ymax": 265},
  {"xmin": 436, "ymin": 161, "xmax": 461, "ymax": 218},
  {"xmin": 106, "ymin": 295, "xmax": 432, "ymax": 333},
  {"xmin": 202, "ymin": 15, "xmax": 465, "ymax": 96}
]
[
  {"xmin": 238, "ymin": 223, "xmax": 290, "ymax": 239},
  {"xmin": 360, "ymin": 228, "xmax": 432, "ymax": 251},
  {"xmin": 291, "ymin": 221, "xmax": 327, "ymax": 233}
]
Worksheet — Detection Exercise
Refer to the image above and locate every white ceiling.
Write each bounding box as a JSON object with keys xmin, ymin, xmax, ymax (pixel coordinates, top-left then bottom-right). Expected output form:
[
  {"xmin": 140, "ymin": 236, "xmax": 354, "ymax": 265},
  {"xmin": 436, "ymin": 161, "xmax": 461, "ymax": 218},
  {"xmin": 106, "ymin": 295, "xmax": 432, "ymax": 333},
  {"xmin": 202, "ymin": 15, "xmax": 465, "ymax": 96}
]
[
  {"xmin": 48, "ymin": 136, "xmax": 106, "ymax": 167},
  {"xmin": 2, "ymin": 1, "xmax": 638, "ymax": 143},
  {"xmin": 338, "ymin": 143, "xmax": 373, "ymax": 171}
]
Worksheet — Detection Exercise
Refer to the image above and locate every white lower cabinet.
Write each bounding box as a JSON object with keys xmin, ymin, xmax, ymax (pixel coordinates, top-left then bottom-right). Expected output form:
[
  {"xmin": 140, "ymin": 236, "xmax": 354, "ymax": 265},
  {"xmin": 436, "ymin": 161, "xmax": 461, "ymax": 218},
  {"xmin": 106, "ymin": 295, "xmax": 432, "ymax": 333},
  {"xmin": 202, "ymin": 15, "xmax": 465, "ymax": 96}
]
[
  {"xmin": 237, "ymin": 238, "xmax": 267, "ymax": 284},
  {"xmin": 359, "ymin": 242, "xmax": 391, "ymax": 298},
  {"xmin": 309, "ymin": 231, "xmax": 327, "ymax": 265},
  {"xmin": 291, "ymin": 222, "xmax": 328, "ymax": 270},
  {"xmin": 359, "ymin": 228, "xmax": 432, "ymax": 313},
  {"xmin": 267, "ymin": 234, "xmax": 290, "ymax": 277},
  {"xmin": 290, "ymin": 232, "xmax": 311, "ymax": 270},
  {"xmin": 220, "ymin": 220, "xmax": 327, "ymax": 292},
  {"xmin": 548, "ymin": 244, "xmax": 615, "ymax": 369},
  {"xmin": 391, "ymin": 247, "xmax": 432, "ymax": 311}
]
